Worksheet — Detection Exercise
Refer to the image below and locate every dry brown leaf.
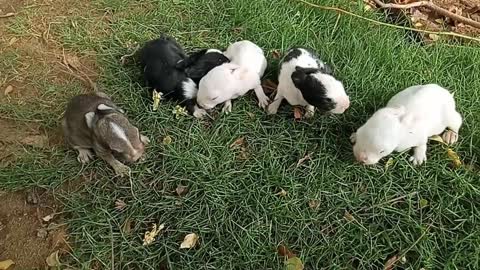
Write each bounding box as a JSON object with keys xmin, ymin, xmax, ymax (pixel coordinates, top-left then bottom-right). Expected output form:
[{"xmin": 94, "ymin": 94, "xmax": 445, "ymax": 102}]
[
  {"xmin": 447, "ymin": 148, "xmax": 462, "ymax": 168},
  {"xmin": 308, "ymin": 199, "xmax": 320, "ymax": 209},
  {"xmin": 428, "ymin": 33, "xmax": 440, "ymax": 41},
  {"xmin": 277, "ymin": 244, "xmax": 296, "ymax": 259},
  {"xmin": 175, "ymin": 185, "xmax": 189, "ymax": 196},
  {"xmin": 294, "ymin": 107, "xmax": 303, "ymax": 120},
  {"xmin": 344, "ymin": 211, "xmax": 355, "ymax": 222},
  {"xmin": 271, "ymin": 49, "xmax": 282, "ymax": 59},
  {"xmin": 261, "ymin": 79, "xmax": 277, "ymax": 94},
  {"xmin": 122, "ymin": 219, "xmax": 132, "ymax": 235},
  {"xmin": 163, "ymin": 135, "xmax": 173, "ymax": 145},
  {"xmin": 21, "ymin": 135, "xmax": 48, "ymax": 148},
  {"xmin": 296, "ymin": 153, "xmax": 312, "ymax": 167},
  {"xmin": 115, "ymin": 199, "xmax": 127, "ymax": 211},
  {"xmin": 230, "ymin": 137, "xmax": 245, "ymax": 148},
  {"xmin": 46, "ymin": 251, "xmax": 61, "ymax": 267},
  {"xmin": 286, "ymin": 257, "xmax": 304, "ymax": 270},
  {"xmin": 383, "ymin": 254, "xmax": 398, "ymax": 270},
  {"xmin": 180, "ymin": 233, "xmax": 199, "ymax": 249},
  {"xmin": 143, "ymin": 223, "xmax": 165, "ymax": 246},
  {"xmin": 0, "ymin": 260, "xmax": 14, "ymax": 270},
  {"xmin": 246, "ymin": 112, "xmax": 255, "ymax": 119},
  {"xmin": 63, "ymin": 54, "xmax": 82, "ymax": 70},
  {"xmin": 4, "ymin": 85, "xmax": 13, "ymax": 95},
  {"xmin": 429, "ymin": 135, "xmax": 446, "ymax": 144},
  {"xmin": 275, "ymin": 188, "xmax": 287, "ymax": 197},
  {"xmin": 42, "ymin": 214, "xmax": 55, "ymax": 222},
  {"xmin": 8, "ymin": 37, "xmax": 17, "ymax": 46}
]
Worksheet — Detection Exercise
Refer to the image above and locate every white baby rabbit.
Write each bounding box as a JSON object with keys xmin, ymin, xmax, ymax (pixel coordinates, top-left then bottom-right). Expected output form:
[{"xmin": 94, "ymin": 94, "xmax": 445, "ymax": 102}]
[
  {"xmin": 223, "ymin": 40, "xmax": 270, "ymax": 109},
  {"xmin": 196, "ymin": 63, "xmax": 262, "ymax": 113},
  {"xmin": 267, "ymin": 47, "xmax": 350, "ymax": 118},
  {"xmin": 351, "ymin": 84, "xmax": 462, "ymax": 166}
]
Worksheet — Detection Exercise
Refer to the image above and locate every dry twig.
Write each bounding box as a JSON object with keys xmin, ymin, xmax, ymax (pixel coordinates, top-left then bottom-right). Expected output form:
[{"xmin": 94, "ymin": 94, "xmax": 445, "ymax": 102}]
[{"xmin": 0, "ymin": 12, "xmax": 16, "ymax": 18}]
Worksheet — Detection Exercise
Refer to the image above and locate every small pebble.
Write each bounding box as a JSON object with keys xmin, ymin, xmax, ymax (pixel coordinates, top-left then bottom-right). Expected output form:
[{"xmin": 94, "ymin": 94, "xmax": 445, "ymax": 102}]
[{"xmin": 37, "ymin": 228, "xmax": 48, "ymax": 239}]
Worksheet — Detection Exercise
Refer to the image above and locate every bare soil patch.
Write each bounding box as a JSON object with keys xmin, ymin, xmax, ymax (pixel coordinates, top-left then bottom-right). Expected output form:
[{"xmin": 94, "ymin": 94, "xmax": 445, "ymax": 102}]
[{"xmin": 0, "ymin": 189, "xmax": 70, "ymax": 269}]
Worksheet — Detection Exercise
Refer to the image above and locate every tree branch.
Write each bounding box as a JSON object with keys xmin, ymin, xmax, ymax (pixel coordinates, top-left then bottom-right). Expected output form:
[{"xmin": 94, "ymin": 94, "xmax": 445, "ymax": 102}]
[{"xmin": 372, "ymin": 0, "xmax": 480, "ymax": 29}]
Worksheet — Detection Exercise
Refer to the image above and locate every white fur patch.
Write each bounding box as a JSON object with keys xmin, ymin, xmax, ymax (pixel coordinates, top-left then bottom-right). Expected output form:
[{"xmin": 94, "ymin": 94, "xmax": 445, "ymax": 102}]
[
  {"xmin": 183, "ymin": 78, "xmax": 198, "ymax": 99},
  {"xmin": 110, "ymin": 122, "xmax": 129, "ymax": 143},
  {"xmin": 207, "ymin": 49, "xmax": 222, "ymax": 54},
  {"xmin": 84, "ymin": 112, "xmax": 95, "ymax": 129},
  {"xmin": 98, "ymin": 104, "xmax": 115, "ymax": 111}
]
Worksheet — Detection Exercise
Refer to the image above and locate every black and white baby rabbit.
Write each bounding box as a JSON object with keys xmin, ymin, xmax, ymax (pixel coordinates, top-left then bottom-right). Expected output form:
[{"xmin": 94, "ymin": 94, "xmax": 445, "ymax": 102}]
[
  {"xmin": 176, "ymin": 48, "xmax": 230, "ymax": 85},
  {"xmin": 267, "ymin": 47, "xmax": 350, "ymax": 118},
  {"xmin": 62, "ymin": 92, "xmax": 150, "ymax": 177},
  {"xmin": 139, "ymin": 34, "xmax": 206, "ymax": 118}
]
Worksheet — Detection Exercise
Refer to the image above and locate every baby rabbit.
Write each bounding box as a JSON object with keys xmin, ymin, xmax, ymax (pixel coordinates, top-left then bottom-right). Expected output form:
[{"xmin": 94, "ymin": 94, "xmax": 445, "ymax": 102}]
[
  {"xmin": 62, "ymin": 92, "xmax": 150, "ymax": 176},
  {"xmin": 267, "ymin": 47, "xmax": 350, "ymax": 118},
  {"xmin": 223, "ymin": 40, "xmax": 270, "ymax": 109},
  {"xmin": 176, "ymin": 48, "xmax": 230, "ymax": 85},
  {"xmin": 351, "ymin": 84, "xmax": 462, "ymax": 165},
  {"xmin": 139, "ymin": 35, "xmax": 206, "ymax": 118},
  {"xmin": 196, "ymin": 63, "xmax": 262, "ymax": 113}
]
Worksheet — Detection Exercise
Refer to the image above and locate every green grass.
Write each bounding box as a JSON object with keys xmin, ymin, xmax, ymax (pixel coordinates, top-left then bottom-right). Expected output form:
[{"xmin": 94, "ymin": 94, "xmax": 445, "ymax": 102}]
[{"xmin": 1, "ymin": 0, "xmax": 480, "ymax": 269}]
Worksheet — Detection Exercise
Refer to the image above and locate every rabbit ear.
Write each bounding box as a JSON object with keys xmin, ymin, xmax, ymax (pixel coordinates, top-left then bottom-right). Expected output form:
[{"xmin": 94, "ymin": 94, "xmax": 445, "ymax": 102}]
[
  {"xmin": 320, "ymin": 63, "xmax": 333, "ymax": 75},
  {"xmin": 84, "ymin": 112, "xmax": 95, "ymax": 129}
]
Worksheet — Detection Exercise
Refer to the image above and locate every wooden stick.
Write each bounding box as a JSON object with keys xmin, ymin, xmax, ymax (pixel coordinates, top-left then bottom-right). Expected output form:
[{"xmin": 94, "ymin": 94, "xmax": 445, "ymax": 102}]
[
  {"xmin": 0, "ymin": 12, "xmax": 16, "ymax": 18},
  {"xmin": 372, "ymin": 0, "xmax": 480, "ymax": 29}
]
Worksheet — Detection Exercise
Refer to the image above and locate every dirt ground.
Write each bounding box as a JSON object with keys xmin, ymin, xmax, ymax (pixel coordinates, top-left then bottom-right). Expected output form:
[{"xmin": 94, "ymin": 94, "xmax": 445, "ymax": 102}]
[
  {"xmin": 0, "ymin": 190, "xmax": 70, "ymax": 269},
  {"xmin": 0, "ymin": 0, "xmax": 98, "ymax": 268}
]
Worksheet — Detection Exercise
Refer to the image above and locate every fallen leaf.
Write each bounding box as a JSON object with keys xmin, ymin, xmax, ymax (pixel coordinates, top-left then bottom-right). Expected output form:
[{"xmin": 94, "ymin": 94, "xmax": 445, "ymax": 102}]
[
  {"xmin": 37, "ymin": 228, "xmax": 48, "ymax": 239},
  {"xmin": 20, "ymin": 135, "xmax": 48, "ymax": 148},
  {"xmin": 175, "ymin": 185, "xmax": 189, "ymax": 196},
  {"xmin": 0, "ymin": 260, "xmax": 14, "ymax": 270},
  {"xmin": 296, "ymin": 153, "xmax": 312, "ymax": 167},
  {"xmin": 152, "ymin": 90, "xmax": 162, "ymax": 111},
  {"xmin": 271, "ymin": 49, "xmax": 282, "ymax": 59},
  {"xmin": 163, "ymin": 135, "xmax": 172, "ymax": 145},
  {"xmin": 308, "ymin": 199, "xmax": 320, "ymax": 209},
  {"xmin": 434, "ymin": 18, "xmax": 444, "ymax": 24},
  {"xmin": 428, "ymin": 33, "xmax": 440, "ymax": 41},
  {"xmin": 419, "ymin": 198, "xmax": 428, "ymax": 208},
  {"xmin": 246, "ymin": 112, "xmax": 255, "ymax": 119},
  {"xmin": 275, "ymin": 188, "xmax": 287, "ymax": 197},
  {"xmin": 447, "ymin": 148, "xmax": 462, "ymax": 168},
  {"xmin": 285, "ymin": 257, "xmax": 304, "ymax": 270},
  {"xmin": 115, "ymin": 199, "xmax": 127, "ymax": 211},
  {"xmin": 344, "ymin": 211, "xmax": 355, "ymax": 222},
  {"xmin": 429, "ymin": 135, "xmax": 445, "ymax": 144},
  {"xmin": 172, "ymin": 105, "xmax": 188, "ymax": 119},
  {"xmin": 8, "ymin": 37, "xmax": 17, "ymax": 46},
  {"xmin": 383, "ymin": 254, "xmax": 398, "ymax": 270},
  {"xmin": 180, "ymin": 233, "xmax": 199, "ymax": 249},
  {"xmin": 278, "ymin": 244, "xmax": 296, "ymax": 259},
  {"xmin": 4, "ymin": 85, "xmax": 13, "ymax": 95},
  {"xmin": 46, "ymin": 251, "xmax": 61, "ymax": 267},
  {"xmin": 42, "ymin": 214, "xmax": 55, "ymax": 222},
  {"xmin": 293, "ymin": 107, "xmax": 303, "ymax": 120},
  {"xmin": 122, "ymin": 219, "xmax": 132, "ymax": 235},
  {"xmin": 230, "ymin": 137, "xmax": 245, "ymax": 148},
  {"xmin": 63, "ymin": 54, "xmax": 82, "ymax": 70},
  {"xmin": 400, "ymin": 256, "xmax": 407, "ymax": 264},
  {"xmin": 384, "ymin": 157, "xmax": 395, "ymax": 170},
  {"xmin": 143, "ymin": 223, "xmax": 165, "ymax": 246}
]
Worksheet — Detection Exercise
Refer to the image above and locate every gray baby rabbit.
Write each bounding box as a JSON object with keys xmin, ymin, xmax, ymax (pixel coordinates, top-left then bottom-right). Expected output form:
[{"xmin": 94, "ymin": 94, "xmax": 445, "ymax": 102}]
[{"xmin": 62, "ymin": 92, "xmax": 149, "ymax": 176}]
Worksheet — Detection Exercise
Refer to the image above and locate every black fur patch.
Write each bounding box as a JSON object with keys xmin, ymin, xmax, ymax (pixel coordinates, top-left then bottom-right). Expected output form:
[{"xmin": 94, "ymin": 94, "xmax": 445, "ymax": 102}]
[
  {"xmin": 291, "ymin": 66, "xmax": 336, "ymax": 112},
  {"xmin": 139, "ymin": 35, "xmax": 193, "ymax": 101},
  {"xmin": 281, "ymin": 48, "xmax": 302, "ymax": 63},
  {"xmin": 178, "ymin": 49, "xmax": 230, "ymax": 84}
]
